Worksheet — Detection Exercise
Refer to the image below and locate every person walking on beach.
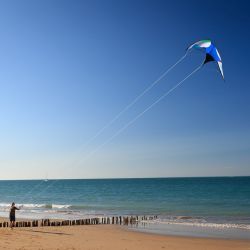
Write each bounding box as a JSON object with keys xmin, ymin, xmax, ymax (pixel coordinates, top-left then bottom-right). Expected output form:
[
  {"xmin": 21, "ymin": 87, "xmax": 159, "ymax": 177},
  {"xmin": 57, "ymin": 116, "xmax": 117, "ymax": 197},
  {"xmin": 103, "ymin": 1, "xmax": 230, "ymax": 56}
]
[{"xmin": 9, "ymin": 202, "xmax": 20, "ymax": 229}]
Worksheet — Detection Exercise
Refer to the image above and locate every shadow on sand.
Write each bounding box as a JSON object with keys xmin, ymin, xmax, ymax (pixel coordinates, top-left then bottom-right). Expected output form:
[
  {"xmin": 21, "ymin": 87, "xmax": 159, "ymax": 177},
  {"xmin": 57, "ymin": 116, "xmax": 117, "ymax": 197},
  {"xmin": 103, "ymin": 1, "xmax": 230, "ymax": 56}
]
[{"xmin": 22, "ymin": 229, "xmax": 72, "ymax": 236}]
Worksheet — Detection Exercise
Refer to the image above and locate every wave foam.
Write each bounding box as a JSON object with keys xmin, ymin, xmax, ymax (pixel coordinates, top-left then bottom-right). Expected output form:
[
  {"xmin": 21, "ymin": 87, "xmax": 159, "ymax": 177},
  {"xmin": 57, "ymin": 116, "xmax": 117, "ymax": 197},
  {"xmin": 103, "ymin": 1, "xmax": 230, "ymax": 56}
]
[
  {"xmin": 0, "ymin": 203, "xmax": 72, "ymax": 210},
  {"xmin": 52, "ymin": 204, "xmax": 71, "ymax": 209},
  {"xmin": 143, "ymin": 218, "xmax": 250, "ymax": 230}
]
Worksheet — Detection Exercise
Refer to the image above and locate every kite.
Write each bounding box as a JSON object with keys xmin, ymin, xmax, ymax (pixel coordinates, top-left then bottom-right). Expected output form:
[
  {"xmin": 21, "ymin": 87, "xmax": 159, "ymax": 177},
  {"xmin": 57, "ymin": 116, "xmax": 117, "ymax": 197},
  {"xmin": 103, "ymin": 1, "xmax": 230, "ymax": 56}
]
[{"xmin": 187, "ymin": 40, "xmax": 224, "ymax": 80}]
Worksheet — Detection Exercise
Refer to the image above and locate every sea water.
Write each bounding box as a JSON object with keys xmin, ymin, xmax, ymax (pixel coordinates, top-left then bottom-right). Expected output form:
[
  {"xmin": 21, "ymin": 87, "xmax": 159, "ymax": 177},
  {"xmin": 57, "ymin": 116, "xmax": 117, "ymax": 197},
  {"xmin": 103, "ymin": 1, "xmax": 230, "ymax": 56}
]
[{"xmin": 0, "ymin": 177, "xmax": 249, "ymax": 238}]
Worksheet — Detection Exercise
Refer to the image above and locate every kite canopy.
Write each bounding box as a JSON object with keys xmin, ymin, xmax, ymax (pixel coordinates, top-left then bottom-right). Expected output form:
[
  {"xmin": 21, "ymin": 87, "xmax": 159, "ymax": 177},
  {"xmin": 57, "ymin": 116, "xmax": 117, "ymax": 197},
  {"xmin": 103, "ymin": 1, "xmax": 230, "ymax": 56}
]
[{"xmin": 188, "ymin": 40, "xmax": 224, "ymax": 80}]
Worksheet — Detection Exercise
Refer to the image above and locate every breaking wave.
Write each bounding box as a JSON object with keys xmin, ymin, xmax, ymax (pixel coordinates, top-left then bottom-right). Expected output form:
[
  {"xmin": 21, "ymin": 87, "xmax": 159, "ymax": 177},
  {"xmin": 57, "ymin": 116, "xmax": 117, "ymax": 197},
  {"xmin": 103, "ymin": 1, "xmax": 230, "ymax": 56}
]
[
  {"xmin": 142, "ymin": 216, "xmax": 250, "ymax": 230},
  {"xmin": 0, "ymin": 203, "xmax": 72, "ymax": 210}
]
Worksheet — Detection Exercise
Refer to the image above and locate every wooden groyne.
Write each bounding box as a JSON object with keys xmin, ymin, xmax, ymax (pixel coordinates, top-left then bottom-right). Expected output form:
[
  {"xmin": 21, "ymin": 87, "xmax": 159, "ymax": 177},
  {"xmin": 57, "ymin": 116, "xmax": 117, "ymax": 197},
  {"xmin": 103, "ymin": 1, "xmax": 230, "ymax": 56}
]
[{"xmin": 0, "ymin": 215, "xmax": 157, "ymax": 228}]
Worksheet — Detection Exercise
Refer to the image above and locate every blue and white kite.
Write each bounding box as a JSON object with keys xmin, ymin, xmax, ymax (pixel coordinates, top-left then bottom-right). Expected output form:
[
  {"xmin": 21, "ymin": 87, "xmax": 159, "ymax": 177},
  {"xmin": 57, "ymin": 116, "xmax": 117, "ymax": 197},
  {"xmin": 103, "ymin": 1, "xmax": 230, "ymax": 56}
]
[{"xmin": 188, "ymin": 40, "xmax": 224, "ymax": 80}]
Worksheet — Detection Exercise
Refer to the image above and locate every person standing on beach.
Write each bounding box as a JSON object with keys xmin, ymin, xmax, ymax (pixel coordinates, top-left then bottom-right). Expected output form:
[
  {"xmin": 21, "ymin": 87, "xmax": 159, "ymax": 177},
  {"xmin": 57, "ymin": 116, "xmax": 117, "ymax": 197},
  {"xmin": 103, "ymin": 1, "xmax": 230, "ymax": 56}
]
[{"xmin": 9, "ymin": 202, "xmax": 20, "ymax": 229}]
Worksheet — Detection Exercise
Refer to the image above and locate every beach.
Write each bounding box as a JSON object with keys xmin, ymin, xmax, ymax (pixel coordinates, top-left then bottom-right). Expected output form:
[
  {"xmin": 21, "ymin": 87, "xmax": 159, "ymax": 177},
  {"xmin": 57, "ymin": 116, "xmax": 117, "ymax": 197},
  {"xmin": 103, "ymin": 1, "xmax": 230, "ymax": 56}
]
[{"xmin": 0, "ymin": 224, "xmax": 250, "ymax": 250}]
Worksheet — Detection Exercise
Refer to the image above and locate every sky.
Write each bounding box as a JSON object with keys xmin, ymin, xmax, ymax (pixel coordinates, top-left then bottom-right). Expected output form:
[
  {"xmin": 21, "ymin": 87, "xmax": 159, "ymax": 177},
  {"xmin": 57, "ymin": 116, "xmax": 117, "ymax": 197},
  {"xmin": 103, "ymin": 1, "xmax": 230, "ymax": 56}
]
[{"xmin": 0, "ymin": 0, "xmax": 249, "ymax": 179}]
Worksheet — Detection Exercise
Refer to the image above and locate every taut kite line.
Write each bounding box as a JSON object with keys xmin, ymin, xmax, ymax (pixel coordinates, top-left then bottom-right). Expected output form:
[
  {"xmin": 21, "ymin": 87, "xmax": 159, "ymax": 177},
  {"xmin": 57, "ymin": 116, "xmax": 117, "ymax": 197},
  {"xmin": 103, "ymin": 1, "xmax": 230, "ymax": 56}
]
[{"xmin": 22, "ymin": 39, "xmax": 224, "ymax": 201}]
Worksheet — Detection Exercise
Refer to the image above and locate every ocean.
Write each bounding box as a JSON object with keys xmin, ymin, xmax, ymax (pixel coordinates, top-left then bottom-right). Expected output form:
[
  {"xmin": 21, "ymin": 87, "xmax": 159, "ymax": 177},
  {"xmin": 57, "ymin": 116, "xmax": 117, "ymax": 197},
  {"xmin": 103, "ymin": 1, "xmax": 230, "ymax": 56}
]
[{"xmin": 0, "ymin": 177, "xmax": 249, "ymax": 238}]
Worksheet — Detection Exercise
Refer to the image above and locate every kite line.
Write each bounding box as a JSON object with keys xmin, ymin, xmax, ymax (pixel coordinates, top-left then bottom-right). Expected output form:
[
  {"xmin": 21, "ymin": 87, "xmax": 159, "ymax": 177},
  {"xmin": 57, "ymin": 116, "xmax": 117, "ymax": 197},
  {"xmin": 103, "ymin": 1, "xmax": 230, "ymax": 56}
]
[
  {"xmin": 70, "ymin": 52, "xmax": 188, "ymax": 158},
  {"xmin": 17, "ymin": 53, "xmax": 189, "ymax": 204},
  {"xmin": 74, "ymin": 63, "xmax": 202, "ymax": 167},
  {"xmin": 20, "ymin": 62, "xmax": 201, "ymax": 205},
  {"xmin": 17, "ymin": 39, "xmax": 224, "ymax": 213},
  {"xmin": 17, "ymin": 180, "xmax": 45, "ymax": 204},
  {"xmin": 17, "ymin": 179, "xmax": 48, "ymax": 215}
]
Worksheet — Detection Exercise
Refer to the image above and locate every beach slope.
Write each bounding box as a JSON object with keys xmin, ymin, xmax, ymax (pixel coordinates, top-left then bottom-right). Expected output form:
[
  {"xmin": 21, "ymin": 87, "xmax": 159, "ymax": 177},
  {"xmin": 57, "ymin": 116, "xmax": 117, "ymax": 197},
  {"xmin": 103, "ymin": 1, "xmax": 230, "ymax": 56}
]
[{"xmin": 0, "ymin": 225, "xmax": 249, "ymax": 250}]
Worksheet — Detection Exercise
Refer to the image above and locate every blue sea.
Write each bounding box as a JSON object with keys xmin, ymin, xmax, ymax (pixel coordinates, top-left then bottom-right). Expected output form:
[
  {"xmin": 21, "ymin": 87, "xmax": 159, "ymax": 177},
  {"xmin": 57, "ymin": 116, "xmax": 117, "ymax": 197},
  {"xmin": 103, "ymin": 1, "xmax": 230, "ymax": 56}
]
[{"xmin": 0, "ymin": 177, "xmax": 249, "ymax": 238}]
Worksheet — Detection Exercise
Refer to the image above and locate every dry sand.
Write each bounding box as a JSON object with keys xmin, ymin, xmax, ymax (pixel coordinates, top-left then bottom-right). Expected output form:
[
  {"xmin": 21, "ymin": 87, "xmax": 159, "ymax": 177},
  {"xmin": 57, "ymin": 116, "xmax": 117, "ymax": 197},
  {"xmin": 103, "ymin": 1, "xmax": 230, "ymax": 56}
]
[{"xmin": 0, "ymin": 225, "xmax": 249, "ymax": 250}]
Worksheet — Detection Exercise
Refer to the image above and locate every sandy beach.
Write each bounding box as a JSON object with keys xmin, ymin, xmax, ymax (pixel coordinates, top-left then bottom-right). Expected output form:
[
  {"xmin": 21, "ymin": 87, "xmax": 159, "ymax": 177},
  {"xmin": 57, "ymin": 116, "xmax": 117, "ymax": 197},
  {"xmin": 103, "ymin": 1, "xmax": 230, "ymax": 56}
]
[{"xmin": 0, "ymin": 224, "xmax": 249, "ymax": 250}]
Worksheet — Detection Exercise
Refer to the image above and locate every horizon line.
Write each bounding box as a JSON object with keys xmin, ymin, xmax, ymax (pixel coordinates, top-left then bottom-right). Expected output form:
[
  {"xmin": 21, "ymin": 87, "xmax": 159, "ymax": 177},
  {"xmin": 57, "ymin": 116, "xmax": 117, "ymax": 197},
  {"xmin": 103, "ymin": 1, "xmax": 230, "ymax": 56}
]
[{"xmin": 0, "ymin": 175, "xmax": 249, "ymax": 181}]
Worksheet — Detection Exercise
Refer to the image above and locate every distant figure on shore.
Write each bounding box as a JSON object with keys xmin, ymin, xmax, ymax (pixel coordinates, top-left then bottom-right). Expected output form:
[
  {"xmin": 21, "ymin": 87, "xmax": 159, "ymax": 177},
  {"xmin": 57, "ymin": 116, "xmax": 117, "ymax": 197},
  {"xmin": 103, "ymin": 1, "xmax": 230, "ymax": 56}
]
[{"xmin": 9, "ymin": 202, "xmax": 20, "ymax": 229}]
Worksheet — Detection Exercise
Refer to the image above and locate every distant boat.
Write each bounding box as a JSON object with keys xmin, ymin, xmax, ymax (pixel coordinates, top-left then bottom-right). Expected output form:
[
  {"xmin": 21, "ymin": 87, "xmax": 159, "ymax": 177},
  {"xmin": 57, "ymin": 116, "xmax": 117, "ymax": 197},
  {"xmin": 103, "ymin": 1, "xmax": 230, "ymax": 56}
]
[{"xmin": 44, "ymin": 173, "xmax": 49, "ymax": 182}]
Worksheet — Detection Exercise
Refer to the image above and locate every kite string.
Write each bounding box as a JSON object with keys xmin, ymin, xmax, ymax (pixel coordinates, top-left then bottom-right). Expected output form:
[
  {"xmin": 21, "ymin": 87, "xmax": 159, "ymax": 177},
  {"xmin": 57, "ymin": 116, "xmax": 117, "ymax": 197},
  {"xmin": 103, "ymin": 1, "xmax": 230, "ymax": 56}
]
[
  {"xmin": 16, "ymin": 180, "xmax": 45, "ymax": 204},
  {"xmin": 18, "ymin": 180, "xmax": 58, "ymax": 216},
  {"xmin": 75, "ymin": 63, "xmax": 202, "ymax": 165},
  {"xmin": 18, "ymin": 53, "xmax": 189, "ymax": 206},
  {"xmin": 13, "ymin": 179, "xmax": 46, "ymax": 215},
  {"xmin": 70, "ymin": 52, "xmax": 188, "ymax": 158}
]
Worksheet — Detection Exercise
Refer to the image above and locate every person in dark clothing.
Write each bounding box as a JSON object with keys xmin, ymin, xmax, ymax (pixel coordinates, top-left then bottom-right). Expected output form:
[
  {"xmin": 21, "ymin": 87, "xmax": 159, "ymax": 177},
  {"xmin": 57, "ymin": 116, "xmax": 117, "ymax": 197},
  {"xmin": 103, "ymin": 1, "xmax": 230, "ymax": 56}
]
[{"xmin": 9, "ymin": 202, "xmax": 20, "ymax": 229}]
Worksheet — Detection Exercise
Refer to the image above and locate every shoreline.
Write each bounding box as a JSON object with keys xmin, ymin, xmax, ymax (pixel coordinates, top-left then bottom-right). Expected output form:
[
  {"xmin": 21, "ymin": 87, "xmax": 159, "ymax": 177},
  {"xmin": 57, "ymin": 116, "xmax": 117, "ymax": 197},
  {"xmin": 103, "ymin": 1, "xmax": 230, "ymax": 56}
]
[
  {"xmin": 0, "ymin": 224, "xmax": 249, "ymax": 250},
  {"xmin": 129, "ymin": 222, "xmax": 250, "ymax": 240},
  {"xmin": 1, "ymin": 215, "xmax": 250, "ymax": 240}
]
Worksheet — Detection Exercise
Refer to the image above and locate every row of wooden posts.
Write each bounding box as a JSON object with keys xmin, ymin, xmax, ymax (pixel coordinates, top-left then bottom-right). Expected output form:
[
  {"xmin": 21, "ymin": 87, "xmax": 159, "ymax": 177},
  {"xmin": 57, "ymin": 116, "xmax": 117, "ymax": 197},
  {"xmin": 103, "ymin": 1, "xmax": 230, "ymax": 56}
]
[{"xmin": 0, "ymin": 215, "xmax": 157, "ymax": 228}]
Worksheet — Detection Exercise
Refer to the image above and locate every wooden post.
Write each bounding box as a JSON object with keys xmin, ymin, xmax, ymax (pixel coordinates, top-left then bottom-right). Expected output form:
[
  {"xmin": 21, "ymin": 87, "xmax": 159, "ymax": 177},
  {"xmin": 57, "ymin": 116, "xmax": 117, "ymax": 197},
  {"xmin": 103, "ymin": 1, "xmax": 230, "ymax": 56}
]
[{"xmin": 126, "ymin": 217, "xmax": 129, "ymax": 225}]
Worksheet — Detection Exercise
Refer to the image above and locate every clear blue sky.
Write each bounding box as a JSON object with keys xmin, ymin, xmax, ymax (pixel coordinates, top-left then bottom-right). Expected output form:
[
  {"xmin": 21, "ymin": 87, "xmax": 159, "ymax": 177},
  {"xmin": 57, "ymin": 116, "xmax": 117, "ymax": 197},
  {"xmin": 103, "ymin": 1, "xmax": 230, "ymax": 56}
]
[{"xmin": 0, "ymin": 0, "xmax": 249, "ymax": 179}]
